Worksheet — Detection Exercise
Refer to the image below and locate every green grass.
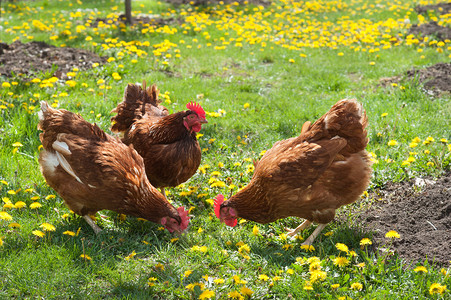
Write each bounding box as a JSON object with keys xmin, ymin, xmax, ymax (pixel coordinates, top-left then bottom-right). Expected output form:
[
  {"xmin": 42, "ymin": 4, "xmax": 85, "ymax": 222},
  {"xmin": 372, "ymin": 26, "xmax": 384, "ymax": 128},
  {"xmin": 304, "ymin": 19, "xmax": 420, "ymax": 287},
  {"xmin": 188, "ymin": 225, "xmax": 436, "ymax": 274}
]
[{"xmin": 1, "ymin": 0, "xmax": 450, "ymax": 298}]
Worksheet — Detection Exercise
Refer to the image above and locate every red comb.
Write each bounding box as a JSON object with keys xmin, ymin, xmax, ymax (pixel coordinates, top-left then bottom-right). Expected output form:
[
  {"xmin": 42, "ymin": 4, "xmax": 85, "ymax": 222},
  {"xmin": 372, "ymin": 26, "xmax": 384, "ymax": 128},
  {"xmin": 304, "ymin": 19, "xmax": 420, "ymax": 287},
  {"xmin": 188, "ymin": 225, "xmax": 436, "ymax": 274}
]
[
  {"xmin": 186, "ymin": 101, "xmax": 206, "ymax": 119},
  {"xmin": 214, "ymin": 194, "xmax": 224, "ymax": 219},
  {"xmin": 177, "ymin": 206, "xmax": 190, "ymax": 231}
]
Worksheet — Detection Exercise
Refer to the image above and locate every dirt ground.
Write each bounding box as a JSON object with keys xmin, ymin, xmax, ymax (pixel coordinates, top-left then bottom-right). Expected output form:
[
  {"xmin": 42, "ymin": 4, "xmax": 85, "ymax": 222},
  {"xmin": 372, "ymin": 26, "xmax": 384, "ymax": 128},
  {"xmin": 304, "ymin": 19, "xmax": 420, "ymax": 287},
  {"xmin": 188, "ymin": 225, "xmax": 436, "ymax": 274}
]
[
  {"xmin": 357, "ymin": 172, "xmax": 451, "ymax": 267},
  {"xmin": 379, "ymin": 62, "xmax": 451, "ymax": 94},
  {"xmin": 0, "ymin": 41, "xmax": 106, "ymax": 79}
]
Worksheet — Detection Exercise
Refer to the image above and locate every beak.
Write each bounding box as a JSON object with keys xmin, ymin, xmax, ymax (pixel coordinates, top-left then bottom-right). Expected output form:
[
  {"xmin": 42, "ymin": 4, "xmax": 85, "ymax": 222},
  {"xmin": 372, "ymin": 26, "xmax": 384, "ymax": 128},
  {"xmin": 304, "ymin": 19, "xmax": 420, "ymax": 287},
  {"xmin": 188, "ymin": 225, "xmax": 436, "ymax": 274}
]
[{"xmin": 200, "ymin": 119, "xmax": 208, "ymax": 124}]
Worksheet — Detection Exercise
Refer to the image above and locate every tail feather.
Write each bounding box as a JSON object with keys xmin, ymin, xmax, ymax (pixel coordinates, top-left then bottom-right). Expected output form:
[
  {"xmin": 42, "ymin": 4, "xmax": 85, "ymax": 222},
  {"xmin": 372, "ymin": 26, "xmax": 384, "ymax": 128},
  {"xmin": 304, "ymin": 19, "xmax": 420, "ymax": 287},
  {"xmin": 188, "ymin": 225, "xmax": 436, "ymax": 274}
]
[
  {"xmin": 111, "ymin": 82, "xmax": 168, "ymax": 133},
  {"xmin": 300, "ymin": 99, "xmax": 368, "ymax": 155}
]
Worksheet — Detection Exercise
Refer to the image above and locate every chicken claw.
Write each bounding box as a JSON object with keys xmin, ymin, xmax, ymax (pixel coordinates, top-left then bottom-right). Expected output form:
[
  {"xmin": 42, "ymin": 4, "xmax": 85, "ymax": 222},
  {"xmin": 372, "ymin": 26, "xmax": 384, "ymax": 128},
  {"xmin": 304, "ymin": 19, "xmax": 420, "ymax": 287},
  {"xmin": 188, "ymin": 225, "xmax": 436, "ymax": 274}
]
[{"xmin": 286, "ymin": 220, "xmax": 312, "ymax": 237}]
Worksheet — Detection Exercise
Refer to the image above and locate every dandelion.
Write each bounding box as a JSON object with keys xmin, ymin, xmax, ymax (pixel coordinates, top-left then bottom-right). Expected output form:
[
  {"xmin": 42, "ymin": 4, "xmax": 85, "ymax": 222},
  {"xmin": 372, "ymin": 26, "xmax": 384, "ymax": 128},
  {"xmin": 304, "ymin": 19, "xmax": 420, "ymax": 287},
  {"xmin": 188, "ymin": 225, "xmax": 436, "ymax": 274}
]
[
  {"xmin": 124, "ymin": 250, "xmax": 137, "ymax": 261},
  {"xmin": 259, "ymin": 274, "xmax": 269, "ymax": 281},
  {"xmin": 243, "ymin": 103, "xmax": 250, "ymax": 109},
  {"xmin": 360, "ymin": 238, "xmax": 372, "ymax": 246},
  {"xmin": 335, "ymin": 243, "xmax": 349, "ymax": 253},
  {"xmin": 148, "ymin": 277, "xmax": 157, "ymax": 287},
  {"xmin": 385, "ymin": 230, "xmax": 400, "ymax": 239},
  {"xmin": 213, "ymin": 278, "xmax": 225, "ymax": 284},
  {"xmin": 40, "ymin": 223, "xmax": 56, "ymax": 231},
  {"xmin": 63, "ymin": 231, "xmax": 76, "ymax": 236},
  {"xmin": 184, "ymin": 270, "xmax": 192, "ymax": 278},
  {"xmin": 252, "ymin": 225, "xmax": 259, "ymax": 236},
  {"xmin": 30, "ymin": 202, "xmax": 42, "ymax": 209},
  {"xmin": 303, "ymin": 282, "xmax": 314, "ymax": 290},
  {"xmin": 8, "ymin": 222, "xmax": 21, "ymax": 228},
  {"xmin": 387, "ymin": 140, "xmax": 398, "ymax": 146},
  {"xmin": 199, "ymin": 290, "xmax": 214, "ymax": 299},
  {"xmin": 155, "ymin": 263, "xmax": 165, "ymax": 271},
  {"xmin": 333, "ymin": 257, "xmax": 350, "ymax": 267},
  {"xmin": 351, "ymin": 282, "xmax": 363, "ymax": 291},
  {"xmin": 228, "ymin": 291, "xmax": 243, "ymax": 300},
  {"xmin": 414, "ymin": 266, "xmax": 428, "ymax": 273},
  {"xmin": 0, "ymin": 211, "xmax": 13, "ymax": 221},
  {"xmin": 32, "ymin": 230, "xmax": 45, "ymax": 238},
  {"xmin": 331, "ymin": 283, "xmax": 340, "ymax": 290},
  {"xmin": 310, "ymin": 270, "xmax": 327, "ymax": 282},
  {"xmin": 2, "ymin": 82, "xmax": 11, "ymax": 88},
  {"xmin": 301, "ymin": 244, "xmax": 315, "ymax": 252},
  {"xmin": 429, "ymin": 283, "xmax": 447, "ymax": 295},
  {"xmin": 240, "ymin": 286, "xmax": 253, "ymax": 297}
]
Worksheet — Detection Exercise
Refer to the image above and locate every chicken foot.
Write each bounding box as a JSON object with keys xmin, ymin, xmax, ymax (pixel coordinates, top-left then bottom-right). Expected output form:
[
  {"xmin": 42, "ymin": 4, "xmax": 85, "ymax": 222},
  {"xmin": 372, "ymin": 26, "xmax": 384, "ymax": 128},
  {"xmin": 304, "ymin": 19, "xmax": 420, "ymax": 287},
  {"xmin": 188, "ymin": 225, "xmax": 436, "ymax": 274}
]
[
  {"xmin": 83, "ymin": 215, "xmax": 102, "ymax": 234},
  {"xmin": 286, "ymin": 220, "xmax": 312, "ymax": 237},
  {"xmin": 302, "ymin": 223, "xmax": 327, "ymax": 246}
]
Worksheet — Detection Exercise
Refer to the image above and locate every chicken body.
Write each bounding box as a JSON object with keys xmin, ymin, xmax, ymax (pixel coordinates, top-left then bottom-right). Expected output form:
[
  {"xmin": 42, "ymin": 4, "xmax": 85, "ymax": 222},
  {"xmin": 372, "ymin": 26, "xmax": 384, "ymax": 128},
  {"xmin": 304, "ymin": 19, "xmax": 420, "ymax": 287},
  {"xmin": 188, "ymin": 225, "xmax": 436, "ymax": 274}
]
[
  {"xmin": 216, "ymin": 99, "xmax": 372, "ymax": 245},
  {"xmin": 38, "ymin": 101, "xmax": 189, "ymax": 234},
  {"xmin": 111, "ymin": 83, "xmax": 207, "ymax": 195}
]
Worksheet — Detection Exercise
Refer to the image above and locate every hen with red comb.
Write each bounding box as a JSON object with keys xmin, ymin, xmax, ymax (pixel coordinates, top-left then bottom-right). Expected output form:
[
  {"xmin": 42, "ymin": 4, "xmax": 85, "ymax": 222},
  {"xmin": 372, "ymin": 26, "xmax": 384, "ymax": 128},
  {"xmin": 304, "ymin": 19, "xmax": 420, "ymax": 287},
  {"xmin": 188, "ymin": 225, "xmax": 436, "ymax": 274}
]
[{"xmin": 111, "ymin": 81, "xmax": 208, "ymax": 198}]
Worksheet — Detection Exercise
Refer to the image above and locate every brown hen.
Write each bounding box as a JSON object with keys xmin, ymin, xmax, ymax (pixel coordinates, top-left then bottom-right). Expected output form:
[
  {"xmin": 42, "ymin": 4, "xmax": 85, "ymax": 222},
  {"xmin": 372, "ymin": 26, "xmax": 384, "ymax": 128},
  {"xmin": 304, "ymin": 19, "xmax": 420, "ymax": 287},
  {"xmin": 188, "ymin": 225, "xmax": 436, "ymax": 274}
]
[
  {"xmin": 111, "ymin": 82, "xmax": 207, "ymax": 197},
  {"xmin": 214, "ymin": 99, "xmax": 372, "ymax": 245},
  {"xmin": 38, "ymin": 101, "xmax": 189, "ymax": 234}
]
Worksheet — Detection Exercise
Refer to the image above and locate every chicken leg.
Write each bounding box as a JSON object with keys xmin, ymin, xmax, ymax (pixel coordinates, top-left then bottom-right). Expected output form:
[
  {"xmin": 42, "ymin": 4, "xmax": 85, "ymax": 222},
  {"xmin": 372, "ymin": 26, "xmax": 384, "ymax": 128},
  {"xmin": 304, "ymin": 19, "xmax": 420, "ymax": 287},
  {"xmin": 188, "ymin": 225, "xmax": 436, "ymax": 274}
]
[
  {"xmin": 302, "ymin": 223, "xmax": 327, "ymax": 246},
  {"xmin": 286, "ymin": 220, "xmax": 312, "ymax": 237},
  {"xmin": 83, "ymin": 215, "xmax": 102, "ymax": 234}
]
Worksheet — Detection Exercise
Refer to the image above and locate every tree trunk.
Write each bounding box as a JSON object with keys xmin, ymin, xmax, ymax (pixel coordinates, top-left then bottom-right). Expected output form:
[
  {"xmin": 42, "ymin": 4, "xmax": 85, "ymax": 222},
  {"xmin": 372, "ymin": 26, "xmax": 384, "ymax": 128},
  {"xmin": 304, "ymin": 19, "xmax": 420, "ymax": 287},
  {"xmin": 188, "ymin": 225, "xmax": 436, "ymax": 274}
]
[{"xmin": 124, "ymin": 0, "xmax": 132, "ymax": 25}]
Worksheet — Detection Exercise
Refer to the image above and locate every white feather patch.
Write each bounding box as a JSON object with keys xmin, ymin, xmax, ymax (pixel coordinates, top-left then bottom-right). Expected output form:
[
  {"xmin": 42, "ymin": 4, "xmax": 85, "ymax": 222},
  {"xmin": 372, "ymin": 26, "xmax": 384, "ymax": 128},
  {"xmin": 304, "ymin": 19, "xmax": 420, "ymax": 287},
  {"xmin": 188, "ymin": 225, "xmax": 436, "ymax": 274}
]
[
  {"xmin": 52, "ymin": 140, "xmax": 72, "ymax": 156},
  {"xmin": 52, "ymin": 141, "xmax": 83, "ymax": 184}
]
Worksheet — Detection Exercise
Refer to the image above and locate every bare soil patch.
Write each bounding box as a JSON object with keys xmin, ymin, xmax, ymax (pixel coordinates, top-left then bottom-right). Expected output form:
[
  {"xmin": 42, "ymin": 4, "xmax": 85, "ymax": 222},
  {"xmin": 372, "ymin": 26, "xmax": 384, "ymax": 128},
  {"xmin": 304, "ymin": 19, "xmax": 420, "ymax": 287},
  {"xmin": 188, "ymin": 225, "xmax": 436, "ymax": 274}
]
[
  {"xmin": 415, "ymin": 3, "xmax": 451, "ymax": 15},
  {"xmin": 0, "ymin": 41, "xmax": 106, "ymax": 79},
  {"xmin": 408, "ymin": 21, "xmax": 451, "ymax": 41},
  {"xmin": 379, "ymin": 62, "xmax": 451, "ymax": 94},
  {"xmin": 358, "ymin": 172, "xmax": 451, "ymax": 267}
]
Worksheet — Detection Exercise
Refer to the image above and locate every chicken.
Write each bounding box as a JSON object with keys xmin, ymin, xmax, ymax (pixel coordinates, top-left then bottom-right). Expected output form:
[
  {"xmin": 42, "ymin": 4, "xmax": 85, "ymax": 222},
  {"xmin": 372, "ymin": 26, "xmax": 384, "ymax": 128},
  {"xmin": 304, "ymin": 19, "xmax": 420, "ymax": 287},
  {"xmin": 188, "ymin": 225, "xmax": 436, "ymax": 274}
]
[
  {"xmin": 111, "ymin": 82, "xmax": 208, "ymax": 197},
  {"xmin": 38, "ymin": 101, "xmax": 189, "ymax": 234},
  {"xmin": 214, "ymin": 99, "xmax": 372, "ymax": 245}
]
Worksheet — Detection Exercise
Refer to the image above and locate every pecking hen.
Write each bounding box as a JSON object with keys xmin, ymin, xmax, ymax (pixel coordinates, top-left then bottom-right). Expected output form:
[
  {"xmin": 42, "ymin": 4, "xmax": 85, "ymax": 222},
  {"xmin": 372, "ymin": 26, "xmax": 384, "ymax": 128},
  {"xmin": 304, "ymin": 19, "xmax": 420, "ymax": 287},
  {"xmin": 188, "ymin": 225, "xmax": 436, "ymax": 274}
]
[
  {"xmin": 111, "ymin": 82, "xmax": 207, "ymax": 197},
  {"xmin": 214, "ymin": 99, "xmax": 372, "ymax": 245},
  {"xmin": 38, "ymin": 101, "xmax": 189, "ymax": 234}
]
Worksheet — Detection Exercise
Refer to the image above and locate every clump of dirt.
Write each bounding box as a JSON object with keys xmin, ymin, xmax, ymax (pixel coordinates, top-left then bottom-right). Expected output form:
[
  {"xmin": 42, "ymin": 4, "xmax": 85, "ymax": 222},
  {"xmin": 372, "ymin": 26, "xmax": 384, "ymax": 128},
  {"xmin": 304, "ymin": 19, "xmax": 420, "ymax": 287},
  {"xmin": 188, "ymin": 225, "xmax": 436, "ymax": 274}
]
[
  {"xmin": 408, "ymin": 21, "xmax": 451, "ymax": 41},
  {"xmin": 358, "ymin": 172, "xmax": 451, "ymax": 267},
  {"xmin": 379, "ymin": 63, "xmax": 451, "ymax": 94},
  {"xmin": 415, "ymin": 3, "xmax": 451, "ymax": 15},
  {"xmin": 0, "ymin": 41, "xmax": 106, "ymax": 79}
]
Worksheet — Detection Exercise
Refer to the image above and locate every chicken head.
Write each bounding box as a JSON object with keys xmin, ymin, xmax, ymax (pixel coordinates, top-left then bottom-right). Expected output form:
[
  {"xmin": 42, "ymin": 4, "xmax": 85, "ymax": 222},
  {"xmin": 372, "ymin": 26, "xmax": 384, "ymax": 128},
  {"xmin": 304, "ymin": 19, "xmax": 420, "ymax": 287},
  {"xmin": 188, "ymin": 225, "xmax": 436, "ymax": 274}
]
[
  {"xmin": 161, "ymin": 206, "xmax": 190, "ymax": 233},
  {"xmin": 214, "ymin": 194, "xmax": 238, "ymax": 227},
  {"xmin": 184, "ymin": 102, "xmax": 208, "ymax": 132}
]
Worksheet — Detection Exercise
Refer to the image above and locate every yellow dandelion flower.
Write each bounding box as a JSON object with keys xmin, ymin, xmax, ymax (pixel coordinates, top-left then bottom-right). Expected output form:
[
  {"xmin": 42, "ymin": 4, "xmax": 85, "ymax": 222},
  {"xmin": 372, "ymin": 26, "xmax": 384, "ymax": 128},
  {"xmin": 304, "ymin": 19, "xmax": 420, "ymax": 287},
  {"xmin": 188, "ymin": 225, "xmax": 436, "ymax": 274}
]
[
  {"xmin": 252, "ymin": 225, "xmax": 259, "ymax": 236},
  {"xmin": 243, "ymin": 103, "xmax": 250, "ymax": 109},
  {"xmin": 351, "ymin": 282, "xmax": 363, "ymax": 291},
  {"xmin": 147, "ymin": 277, "xmax": 157, "ymax": 287},
  {"xmin": 387, "ymin": 140, "xmax": 398, "ymax": 146},
  {"xmin": 8, "ymin": 222, "xmax": 21, "ymax": 228},
  {"xmin": 333, "ymin": 257, "xmax": 350, "ymax": 267},
  {"xmin": 324, "ymin": 231, "xmax": 333, "ymax": 237},
  {"xmin": 32, "ymin": 230, "xmax": 45, "ymax": 237},
  {"xmin": 213, "ymin": 278, "xmax": 225, "ymax": 284},
  {"xmin": 227, "ymin": 291, "xmax": 243, "ymax": 300},
  {"xmin": 259, "ymin": 274, "xmax": 269, "ymax": 281},
  {"xmin": 429, "ymin": 283, "xmax": 447, "ymax": 295},
  {"xmin": 240, "ymin": 286, "xmax": 253, "ymax": 296},
  {"xmin": 155, "ymin": 263, "xmax": 165, "ymax": 271},
  {"xmin": 310, "ymin": 270, "xmax": 327, "ymax": 282},
  {"xmin": 301, "ymin": 244, "xmax": 315, "ymax": 252},
  {"xmin": 63, "ymin": 231, "xmax": 76, "ymax": 236},
  {"xmin": 80, "ymin": 254, "xmax": 91, "ymax": 260},
  {"xmin": 385, "ymin": 230, "xmax": 401, "ymax": 239},
  {"xmin": 199, "ymin": 289, "xmax": 214, "ymax": 299},
  {"xmin": 14, "ymin": 201, "xmax": 26, "ymax": 209},
  {"xmin": 414, "ymin": 266, "xmax": 428, "ymax": 273},
  {"xmin": 40, "ymin": 223, "xmax": 56, "ymax": 231},
  {"xmin": 331, "ymin": 283, "xmax": 340, "ymax": 290},
  {"xmin": 335, "ymin": 243, "xmax": 349, "ymax": 253},
  {"xmin": 360, "ymin": 238, "xmax": 372, "ymax": 246},
  {"xmin": 0, "ymin": 211, "xmax": 13, "ymax": 221},
  {"xmin": 184, "ymin": 270, "xmax": 192, "ymax": 278},
  {"xmin": 30, "ymin": 202, "xmax": 42, "ymax": 209}
]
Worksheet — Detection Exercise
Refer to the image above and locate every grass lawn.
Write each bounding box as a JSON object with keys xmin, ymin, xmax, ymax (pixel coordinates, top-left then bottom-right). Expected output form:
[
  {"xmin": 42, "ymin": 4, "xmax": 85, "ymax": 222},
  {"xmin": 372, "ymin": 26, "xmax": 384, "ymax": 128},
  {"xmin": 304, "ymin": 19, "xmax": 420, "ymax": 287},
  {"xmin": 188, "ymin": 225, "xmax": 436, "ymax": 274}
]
[{"xmin": 0, "ymin": 0, "xmax": 450, "ymax": 298}]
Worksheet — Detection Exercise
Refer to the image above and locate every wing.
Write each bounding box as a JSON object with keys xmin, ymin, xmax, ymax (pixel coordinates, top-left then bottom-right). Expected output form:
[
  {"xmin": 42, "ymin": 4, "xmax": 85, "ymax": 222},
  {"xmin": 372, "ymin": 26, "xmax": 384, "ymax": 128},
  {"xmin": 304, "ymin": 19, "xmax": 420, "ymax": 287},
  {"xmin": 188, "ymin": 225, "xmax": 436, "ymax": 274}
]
[{"xmin": 254, "ymin": 137, "xmax": 347, "ymax": 191}]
